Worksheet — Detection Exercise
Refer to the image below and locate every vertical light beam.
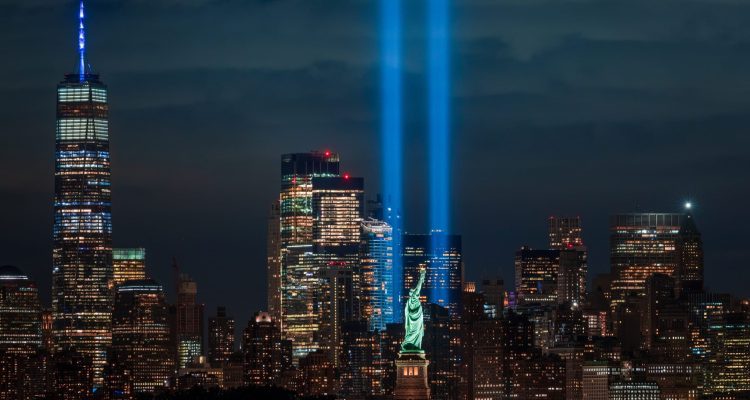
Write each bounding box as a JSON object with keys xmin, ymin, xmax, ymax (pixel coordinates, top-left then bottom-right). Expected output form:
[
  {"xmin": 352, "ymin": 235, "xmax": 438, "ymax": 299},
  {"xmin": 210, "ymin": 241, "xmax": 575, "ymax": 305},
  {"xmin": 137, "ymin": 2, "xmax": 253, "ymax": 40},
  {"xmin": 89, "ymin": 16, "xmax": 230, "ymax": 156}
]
[
  {"xmin": 381, "ymin": 0, "xmax": 403, "ymax": 322},
  {"xmin": 428, "ymin": 0, "xmax": 450, "ymax": 303},
  {"xmin": 78, "ymin": 1, "xmax": 86, "ymax": 80}
]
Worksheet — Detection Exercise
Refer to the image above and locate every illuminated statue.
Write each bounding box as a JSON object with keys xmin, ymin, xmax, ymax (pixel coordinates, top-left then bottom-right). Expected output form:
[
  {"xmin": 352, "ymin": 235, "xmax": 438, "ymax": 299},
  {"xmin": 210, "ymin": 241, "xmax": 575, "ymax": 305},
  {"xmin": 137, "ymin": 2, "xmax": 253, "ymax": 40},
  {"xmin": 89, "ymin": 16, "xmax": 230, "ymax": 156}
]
[{"xmin": 401, "ymin": 268, "xmax": 426, "ymax": 352}]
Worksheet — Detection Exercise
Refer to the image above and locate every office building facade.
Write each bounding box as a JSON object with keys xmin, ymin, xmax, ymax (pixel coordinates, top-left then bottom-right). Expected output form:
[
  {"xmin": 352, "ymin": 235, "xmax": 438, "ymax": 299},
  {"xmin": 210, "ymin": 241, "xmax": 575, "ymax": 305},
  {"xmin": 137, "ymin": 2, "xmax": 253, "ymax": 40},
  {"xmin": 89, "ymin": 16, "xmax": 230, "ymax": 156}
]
[
  {"xmin": 609, "ymin": 213, "xmax": 683, "ymax": 306},
  {"xmin": 242, "ymin": 311, "xmax": 292, "ymax": 387},
  {"xmin": 208, "ymin": 306, "xmax": 235, "ymax": 366},
  {"xmin": 548, "ymin": 216, "xmax": 584, "ymax": 249},
  {"xmin": 279, "ymin": 152, "xmax": 340, "ymax": 360},
  {"xmin": 52, "ymin": 2, "xmax": 113, "ymax": 386},
  {"xmin": 109, "ymin": 280, "xmax": 172, "ymax": 396},
  {"xmin": 172, "ymin": 274, "xmax": 205, "ymax": 368},
  {"xmin": 112, "ymin": 248, "xmax": 146, "ymax": 287},
  {"xmin": 360, "ymin": 218, "xmax": 395, "ymax": 332},
  {"xmin": 266, "ymin": 202, "xmax": 282, "ymax": 322},
  {"xmin": 515, "ymin": 247, "xmax": 560, "ymax": 305},
  {"xmin": 0, "ymin": 266, "xmax": 42, "ymax": 355},
  {"xmin": 402, "ymin": 232, "xmax": 462, "ymax": 318}
]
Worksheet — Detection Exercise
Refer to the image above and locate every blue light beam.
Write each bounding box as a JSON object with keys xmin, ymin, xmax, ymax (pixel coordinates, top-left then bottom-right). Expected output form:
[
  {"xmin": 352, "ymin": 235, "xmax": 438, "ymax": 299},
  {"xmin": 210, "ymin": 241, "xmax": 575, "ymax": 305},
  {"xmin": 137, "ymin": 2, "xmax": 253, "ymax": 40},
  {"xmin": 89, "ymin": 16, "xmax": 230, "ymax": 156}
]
[
  {"xmin": 381, "ymin": 0, "xmax": 404, "ymax": 323},
  {"xmin": 428, "ymin": 0, "xmax": 451, "ymax": 304}
]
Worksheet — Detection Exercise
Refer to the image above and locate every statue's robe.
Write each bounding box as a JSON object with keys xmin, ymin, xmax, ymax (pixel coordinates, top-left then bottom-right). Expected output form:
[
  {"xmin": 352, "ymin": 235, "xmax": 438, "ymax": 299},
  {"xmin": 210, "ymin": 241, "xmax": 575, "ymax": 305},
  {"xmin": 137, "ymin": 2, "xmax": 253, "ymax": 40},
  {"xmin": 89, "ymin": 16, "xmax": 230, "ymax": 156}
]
[{"xmin": 402, "ymin": 295, "xmax": 424, "ymax": 351}]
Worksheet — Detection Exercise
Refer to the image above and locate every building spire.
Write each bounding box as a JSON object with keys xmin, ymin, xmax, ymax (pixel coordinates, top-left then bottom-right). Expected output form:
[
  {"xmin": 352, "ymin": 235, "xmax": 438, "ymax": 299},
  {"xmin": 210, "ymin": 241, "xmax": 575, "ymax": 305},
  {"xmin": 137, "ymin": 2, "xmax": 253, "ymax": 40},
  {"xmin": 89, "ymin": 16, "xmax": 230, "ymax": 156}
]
[{"xmin": 78, "ymin": 1, "xmax": 86, "ymax": 80}]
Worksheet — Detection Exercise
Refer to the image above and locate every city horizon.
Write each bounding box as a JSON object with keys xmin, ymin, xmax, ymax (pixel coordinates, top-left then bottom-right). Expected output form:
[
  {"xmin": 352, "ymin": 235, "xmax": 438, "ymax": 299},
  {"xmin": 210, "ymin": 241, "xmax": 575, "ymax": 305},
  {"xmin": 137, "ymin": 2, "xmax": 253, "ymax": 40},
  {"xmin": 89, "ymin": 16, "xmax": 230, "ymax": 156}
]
[
  {"xmin": 2, "ymin": 1, "xmax": 749, "ymax": 326},
  {"xmin": 1, "ymin": 1, "xmax": 750, "ymax": 399}
]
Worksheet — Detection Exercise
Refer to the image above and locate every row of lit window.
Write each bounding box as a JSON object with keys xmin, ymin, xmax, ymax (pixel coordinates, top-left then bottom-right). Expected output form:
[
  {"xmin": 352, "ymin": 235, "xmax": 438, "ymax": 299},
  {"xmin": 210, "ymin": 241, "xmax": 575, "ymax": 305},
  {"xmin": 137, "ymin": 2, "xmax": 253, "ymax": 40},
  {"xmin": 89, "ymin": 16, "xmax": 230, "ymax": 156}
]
[{"xmin": 58, "ymin": 86, "xmax": 107, "ymax": 103}]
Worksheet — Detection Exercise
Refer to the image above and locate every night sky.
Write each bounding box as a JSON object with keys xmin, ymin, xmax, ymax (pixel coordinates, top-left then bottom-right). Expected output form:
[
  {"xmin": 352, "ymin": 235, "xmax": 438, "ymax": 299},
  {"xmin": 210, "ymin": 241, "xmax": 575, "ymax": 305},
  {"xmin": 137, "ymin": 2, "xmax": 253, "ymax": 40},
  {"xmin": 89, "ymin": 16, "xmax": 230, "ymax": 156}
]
[{"xmin": 2, "ymin": 0, "xmax": 750, "ymax": 331}]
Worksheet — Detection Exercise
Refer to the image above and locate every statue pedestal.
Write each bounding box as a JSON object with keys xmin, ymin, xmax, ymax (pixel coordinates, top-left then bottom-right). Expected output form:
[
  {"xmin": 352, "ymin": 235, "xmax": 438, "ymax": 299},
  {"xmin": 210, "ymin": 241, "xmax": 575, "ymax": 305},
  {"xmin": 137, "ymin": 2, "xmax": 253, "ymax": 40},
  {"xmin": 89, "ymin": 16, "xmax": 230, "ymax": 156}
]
[{"xmin": 394, "ymin": 351, "xmax": 430, "ymax": 400}]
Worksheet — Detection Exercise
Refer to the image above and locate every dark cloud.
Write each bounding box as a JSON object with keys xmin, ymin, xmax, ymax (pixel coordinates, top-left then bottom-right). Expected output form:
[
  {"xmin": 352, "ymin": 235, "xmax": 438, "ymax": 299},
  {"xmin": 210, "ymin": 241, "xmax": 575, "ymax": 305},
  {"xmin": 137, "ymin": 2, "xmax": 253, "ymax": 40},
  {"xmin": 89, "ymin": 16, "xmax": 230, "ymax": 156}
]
[{"xmin": 1, "ymin": 0, "xmax": 749, "ymax": 330}]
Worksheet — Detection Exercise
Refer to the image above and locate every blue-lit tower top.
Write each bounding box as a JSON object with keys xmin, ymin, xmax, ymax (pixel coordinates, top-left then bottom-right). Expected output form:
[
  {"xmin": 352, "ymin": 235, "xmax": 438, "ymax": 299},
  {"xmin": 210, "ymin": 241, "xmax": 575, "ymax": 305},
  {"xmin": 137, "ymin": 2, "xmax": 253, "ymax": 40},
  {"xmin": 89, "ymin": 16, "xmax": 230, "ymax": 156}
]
[{"xmin": 78, "ymin": 1, "xmax": 85, "ymax": 78}]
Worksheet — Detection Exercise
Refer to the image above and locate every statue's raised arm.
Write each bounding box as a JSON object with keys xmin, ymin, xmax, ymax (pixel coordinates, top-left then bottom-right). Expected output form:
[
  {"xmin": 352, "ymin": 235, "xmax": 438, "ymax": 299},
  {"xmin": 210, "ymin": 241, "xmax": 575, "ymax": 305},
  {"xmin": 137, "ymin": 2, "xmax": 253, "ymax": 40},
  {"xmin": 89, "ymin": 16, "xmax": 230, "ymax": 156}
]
[{"xmin": 414, "ymin": 268, "xmax": 426, "ymax": 296}]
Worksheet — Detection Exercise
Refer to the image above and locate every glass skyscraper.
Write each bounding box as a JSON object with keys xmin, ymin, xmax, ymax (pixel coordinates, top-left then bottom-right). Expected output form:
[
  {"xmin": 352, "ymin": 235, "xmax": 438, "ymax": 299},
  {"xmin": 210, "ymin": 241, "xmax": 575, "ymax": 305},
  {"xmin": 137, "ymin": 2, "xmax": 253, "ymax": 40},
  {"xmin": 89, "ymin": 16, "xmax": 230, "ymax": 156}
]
[
  {"xmin": 52, "ymin": 1, "xmax": 113, "ymax": 387},
  {"xmin": 402, "ymin": 232, "xmax": 462, "ymax": 318},
  {"xmin": 310, "ymin": 176, "xmax": 365, "ymax": 364},
  {"xmin": 312, "ymin": 176, "xmax": 365, "ymax": 250},
  {"xmin": 360, "ymin": 218, "xmax": 394, "ymax": 332},
  {"xmin": 280, "ymin": 152, "xmax": 340, "ymax": 247},
  {"xmin": 279, "ymin": 152, "xmax": 340, "ymax": 360}
]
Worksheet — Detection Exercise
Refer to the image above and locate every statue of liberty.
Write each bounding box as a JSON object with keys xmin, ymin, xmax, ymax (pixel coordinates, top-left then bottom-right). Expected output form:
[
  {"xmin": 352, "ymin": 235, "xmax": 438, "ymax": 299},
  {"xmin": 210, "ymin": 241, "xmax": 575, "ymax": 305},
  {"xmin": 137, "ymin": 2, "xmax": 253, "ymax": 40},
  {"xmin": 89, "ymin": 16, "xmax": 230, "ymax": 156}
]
[{"xmin": 401, "ymin": 267, "xmax": 427, "ymax": 353}]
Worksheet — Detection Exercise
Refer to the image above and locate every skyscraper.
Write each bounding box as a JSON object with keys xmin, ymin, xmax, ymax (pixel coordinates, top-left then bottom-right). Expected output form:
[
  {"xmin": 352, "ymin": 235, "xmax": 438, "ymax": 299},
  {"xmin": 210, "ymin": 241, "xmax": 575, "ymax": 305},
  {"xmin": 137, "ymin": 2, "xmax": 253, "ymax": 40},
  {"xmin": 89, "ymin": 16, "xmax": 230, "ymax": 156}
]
[
  {"xmin": 339, "ymin": 320, "xmax": 383, "ymax": 399},
  {"xmin": 208, "ymin": 306, "xmax": 235, "ymax": 366},
  {"xmin": 109, "ymin": 279, "xmax": 172, "ymax": 396},
  {"xmin": 610, "ymin": 213, "xmax": 683, "ymax": 307},
  {"xmin": 279, "ymin": 151, "xmax": 340, "ymax": 360},
  {"xmin": 464, "ymin": 317, "xmax": 504, "ymax": 400},
  {"xmin": 0, "ymin": 266, "xmax": 43, "ymax": 400},
  {"xmin": 299, "ymin": 174, "xmax": 365, "ymax": 363},
  {"xmin": 318, "ymin": 266, "xmax": 362, "ymax": 368},
  {"xmin": 676, "ymin": 212, "xmax": 704, "ymax": 295},
  {"xmin": 548, "ymin": 216, "xmax": 583, "ymax": 249},
  {"xmin": 549, "ymin": 216, "xmax": 588, "ymax": 306},
  {"xmin": 172, "ymin": 273, "xmax": 205, "ymax": 368},
  {"xmin": 52, "ymin": 1, "xmax": 113, "ymax": 386},
  {"xmin": 705, "ymin": 312, "xmax": 750, "ymax": 394},
  {"xmin": 242, "ymin": 312, "xmax": 291, "ymax": 387},
  {"xmin": 312, "ymin": 176, "xmax": 365, "ymax": 250},
  {"xmin": 402, "ymin": 232, "xmax": 462, "ymax": 318},
  {"xmin": 266, "ymin": 202, "xmax": 282, "ymax": 322},
  {"xmin": 360, "ymin": 218, "xmax": 395, "ymax": 332},
  {"xmin": 514, "ymin": 247, "xmax": 560, "ymax": 305},
  {"xmin": 0, "ymin": 266, "xmax": 42, "ymax": 356},
  {"xmin": 280, "ymin": 152, "xmax": 340, "ymax": 247},
  {"xmin": 112, "ymin": 248, "xmax": 146, "ymax": 287},
  {"xmin": 501, "ymin": 310, "xmax": 535, "ymax": 399},
  {"xmin": 422, "ymin": 304, "xmax": 453, "ymax": 400},
  {"xmin": 558, "ymin": 249, "xmax": 588, "ymax": 306}
]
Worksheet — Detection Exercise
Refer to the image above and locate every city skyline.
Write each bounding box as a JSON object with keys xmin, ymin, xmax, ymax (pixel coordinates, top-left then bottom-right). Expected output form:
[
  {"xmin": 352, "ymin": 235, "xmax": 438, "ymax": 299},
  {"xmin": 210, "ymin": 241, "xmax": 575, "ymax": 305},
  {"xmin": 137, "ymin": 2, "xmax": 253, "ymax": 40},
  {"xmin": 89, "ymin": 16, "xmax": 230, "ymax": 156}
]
[
  {"xmin": 2, "ymin": 0, "xmax": 750, "ymax": 337},
  {"xmin": 2, "ymin": 2, "xmax": 750, "ymax": 398}
]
